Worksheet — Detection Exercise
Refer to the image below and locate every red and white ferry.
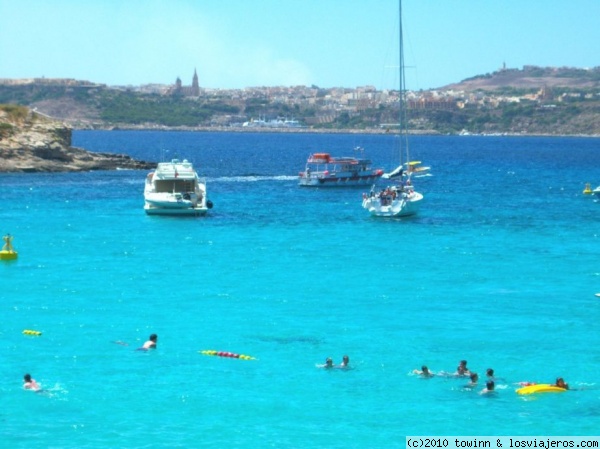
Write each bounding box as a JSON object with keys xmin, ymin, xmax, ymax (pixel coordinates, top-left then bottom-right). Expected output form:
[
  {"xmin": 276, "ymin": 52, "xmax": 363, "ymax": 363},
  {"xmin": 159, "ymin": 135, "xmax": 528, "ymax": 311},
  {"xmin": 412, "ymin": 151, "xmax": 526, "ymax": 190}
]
[{"xmin": 298, "ymin": 149, "xmax": 383, "ymax": 187}]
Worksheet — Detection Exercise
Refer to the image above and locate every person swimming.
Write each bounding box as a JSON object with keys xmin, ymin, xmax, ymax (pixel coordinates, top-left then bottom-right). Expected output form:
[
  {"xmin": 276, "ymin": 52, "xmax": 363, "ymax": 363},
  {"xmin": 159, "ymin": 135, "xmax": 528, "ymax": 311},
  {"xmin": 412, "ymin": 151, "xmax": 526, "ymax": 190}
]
[
  {"xmin": 23, "ymin": 373, "xmax": 40, "ymax": 391},
  {"xmin": 553, "ymin": 377, "xmax": 569, "ymax": 390},
  {"xmin": 413, "ymin": 365, "xmax": 434, "ymax": 377},
  {"xmin": 317, "ymin": 357, "xmax": 334, "ymax": 369},
  {"xmin": 456, "ymin": 360, "xmax": 470, "ymax": 376},
  {"xmin": 142, "ymin": 333, "xmax": 157, "ymax": 350},
  {"xmin": 338, "ymin": 355, "xmax": 350, "ymax": 369},
  {"xmin": 480, "ymin": 380, "xmax": 496, "ymax": 395},
  {"xmin": 465, "ymin": 372, "xmax": 479, "ymax": 389}
]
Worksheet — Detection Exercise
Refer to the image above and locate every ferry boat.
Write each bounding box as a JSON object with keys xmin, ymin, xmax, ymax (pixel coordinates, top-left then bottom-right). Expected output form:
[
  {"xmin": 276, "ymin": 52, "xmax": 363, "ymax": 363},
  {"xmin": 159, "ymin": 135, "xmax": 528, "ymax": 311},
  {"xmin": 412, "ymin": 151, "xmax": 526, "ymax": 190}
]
[
  {"xmin": 298, "ymin": 150, "xmax": 383, "ymax": 187},
  {"xmin": 144, "ymin": 159, "xmax": 212, "ymax": 216}
]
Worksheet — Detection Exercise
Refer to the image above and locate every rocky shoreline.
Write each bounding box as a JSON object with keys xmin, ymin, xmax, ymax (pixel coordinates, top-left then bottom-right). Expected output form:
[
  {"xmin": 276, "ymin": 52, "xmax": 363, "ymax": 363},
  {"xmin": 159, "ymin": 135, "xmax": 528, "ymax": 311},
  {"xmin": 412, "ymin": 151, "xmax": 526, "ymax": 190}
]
[{"xmin": 0, "ymin": 106, "xmax": 154, "ymax": 173}]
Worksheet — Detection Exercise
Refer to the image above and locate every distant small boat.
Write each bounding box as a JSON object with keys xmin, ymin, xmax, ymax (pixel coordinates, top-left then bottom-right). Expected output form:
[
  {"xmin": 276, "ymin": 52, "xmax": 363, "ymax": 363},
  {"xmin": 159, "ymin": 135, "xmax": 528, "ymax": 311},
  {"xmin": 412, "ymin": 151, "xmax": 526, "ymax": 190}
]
[
  {"xmin": 298, "ymin": 149, "xmax": 383, "ymax": 187},
  {"xmin": 242, "ymin": 116, "xmax": 305, "ymax": 129},
  {"xmin": 144, "ymin": 158, "xmax": 212, "ymax": 216},
  {"xmin": 404, "ymin": 161, "xmax": 431, "ymax": 177}
]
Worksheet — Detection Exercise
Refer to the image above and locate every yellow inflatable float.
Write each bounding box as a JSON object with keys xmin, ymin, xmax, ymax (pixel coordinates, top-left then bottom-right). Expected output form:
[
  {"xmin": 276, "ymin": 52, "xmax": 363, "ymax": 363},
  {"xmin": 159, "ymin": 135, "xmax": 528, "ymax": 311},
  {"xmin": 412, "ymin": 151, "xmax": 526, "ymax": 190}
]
[
  {"xmin": 0, "ymin": 234, "xmax": 18, "ymax": 260},
  {"xmin": 516, "ymin": 384, "xmax": 567, "ymax": 395}
]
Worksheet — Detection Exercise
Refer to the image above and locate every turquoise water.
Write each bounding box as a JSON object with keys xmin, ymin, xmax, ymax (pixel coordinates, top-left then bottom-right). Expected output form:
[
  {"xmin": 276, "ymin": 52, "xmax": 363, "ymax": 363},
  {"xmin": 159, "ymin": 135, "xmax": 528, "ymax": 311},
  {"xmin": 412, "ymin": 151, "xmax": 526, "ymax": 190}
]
[{"xmin": 2, "ymin": 131, "xmax": 600, "ymax": 447}]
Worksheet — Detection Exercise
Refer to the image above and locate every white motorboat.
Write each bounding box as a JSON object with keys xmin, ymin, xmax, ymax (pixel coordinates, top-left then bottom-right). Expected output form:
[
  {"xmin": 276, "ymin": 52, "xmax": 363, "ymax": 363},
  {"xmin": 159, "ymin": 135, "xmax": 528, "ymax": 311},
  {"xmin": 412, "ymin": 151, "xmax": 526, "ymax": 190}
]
[
  {"xmin": 144, "ymin": 159, "xmax": 212, "ymax": 216},
  {"xmin": 361, "ymin": 0, "xmax": 424, "ymax": 217},
  {"xmin": 298, "ymin": 149, "xmax": 383, "ymax": 187}
]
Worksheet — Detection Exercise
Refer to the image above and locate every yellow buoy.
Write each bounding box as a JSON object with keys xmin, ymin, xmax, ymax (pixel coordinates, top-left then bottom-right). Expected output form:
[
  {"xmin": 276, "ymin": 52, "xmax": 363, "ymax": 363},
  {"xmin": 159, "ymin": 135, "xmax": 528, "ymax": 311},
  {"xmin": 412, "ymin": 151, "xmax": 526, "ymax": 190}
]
[
  {"xmin": 583, "ymin": 183, "xmax": 593, "ymax": 195},
  {"xmin": 0, "ymin": 234, "xmax": 18, "ymax": 260}
]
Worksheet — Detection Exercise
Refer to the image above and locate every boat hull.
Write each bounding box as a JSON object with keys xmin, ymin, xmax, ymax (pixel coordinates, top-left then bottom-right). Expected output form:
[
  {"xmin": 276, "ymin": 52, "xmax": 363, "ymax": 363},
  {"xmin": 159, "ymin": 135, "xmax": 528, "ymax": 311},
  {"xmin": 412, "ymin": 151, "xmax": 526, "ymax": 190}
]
[
  {"xmin": 144, "ymin": 204, "xmax": 208, "ymax": 216},
  {"xmin": 299, "ymin": 173, "xmax": 382, "ymax": 187},
  {"xmin": 362, "ymin": 191, "xmax": 423, "ymax": 217}
]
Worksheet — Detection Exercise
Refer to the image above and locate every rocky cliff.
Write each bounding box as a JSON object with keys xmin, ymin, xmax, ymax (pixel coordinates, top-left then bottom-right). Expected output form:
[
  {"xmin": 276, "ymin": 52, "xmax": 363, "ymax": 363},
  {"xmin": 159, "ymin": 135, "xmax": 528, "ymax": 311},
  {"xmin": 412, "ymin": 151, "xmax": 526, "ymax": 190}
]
[{"xmin": 0, "ymin": 105, "xmax": 154, "ymax": 173}]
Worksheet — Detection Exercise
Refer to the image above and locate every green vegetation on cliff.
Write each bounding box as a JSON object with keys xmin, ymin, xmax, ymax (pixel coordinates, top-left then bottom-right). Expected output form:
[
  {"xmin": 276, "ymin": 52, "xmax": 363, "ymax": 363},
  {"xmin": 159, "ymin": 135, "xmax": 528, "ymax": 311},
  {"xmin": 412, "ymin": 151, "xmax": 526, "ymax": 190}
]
[
  {"xmin": 98, "ymin": 91, "xmax": 239, "ymax": 126},
  {"xmin": 0, "ymin": 104, "xmax": 31, "ymax": 138}
]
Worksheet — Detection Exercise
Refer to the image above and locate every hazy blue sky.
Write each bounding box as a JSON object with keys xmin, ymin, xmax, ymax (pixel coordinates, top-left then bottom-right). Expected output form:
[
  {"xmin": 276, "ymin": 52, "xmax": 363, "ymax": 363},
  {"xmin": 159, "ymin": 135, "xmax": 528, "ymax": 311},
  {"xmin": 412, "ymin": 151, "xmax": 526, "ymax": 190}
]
[{"xmin": 1, "ymin": 0, "xmax": 598, "ymax": 90}]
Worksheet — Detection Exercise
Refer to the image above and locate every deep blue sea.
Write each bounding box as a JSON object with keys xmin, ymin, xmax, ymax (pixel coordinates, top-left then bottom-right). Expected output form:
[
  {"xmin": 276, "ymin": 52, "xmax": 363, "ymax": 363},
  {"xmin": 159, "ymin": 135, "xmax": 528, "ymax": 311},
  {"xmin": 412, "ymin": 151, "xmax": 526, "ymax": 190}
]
[{"xmin": 2, "ymin": 131, "xmax": 600, "ymax": 448}]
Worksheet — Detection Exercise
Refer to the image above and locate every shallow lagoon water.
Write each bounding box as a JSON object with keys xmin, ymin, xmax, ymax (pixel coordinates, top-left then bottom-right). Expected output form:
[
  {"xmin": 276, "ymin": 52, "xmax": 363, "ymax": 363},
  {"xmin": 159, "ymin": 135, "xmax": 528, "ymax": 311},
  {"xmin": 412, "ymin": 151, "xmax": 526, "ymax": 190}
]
[{"xmin": 2, "ymin": 131, "xmax": 600, "ymax": 447}]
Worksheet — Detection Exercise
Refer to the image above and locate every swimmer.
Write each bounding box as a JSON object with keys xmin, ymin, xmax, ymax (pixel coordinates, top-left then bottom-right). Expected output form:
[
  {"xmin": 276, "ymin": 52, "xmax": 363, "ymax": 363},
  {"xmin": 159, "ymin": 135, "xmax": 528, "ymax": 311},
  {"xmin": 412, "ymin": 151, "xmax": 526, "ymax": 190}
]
[
  {"xmin": 486, "ymin": 368, "xmax": 505, "ymax": 382},
  {"xmin": 456, "ymin": 360, "xmax": 470, "ymax": 376},
  {"xmin": 553, "ymin": 377, "xmax": 569, "ymax": 390},
  {"xmin": 339, "ymin": 355, "xmax": 350, "ymax": 369},
  {"xmin": 480, "ymin": 380, "xmax": 496, "ymax": 395},
  {"xmin": 465, "ymin": 372, "xmax": 479, "ymax": 389},
  {"xmin": 413, "ymin": 365, "xmax": 434, "ymax": 377},
  {"xmin": 142, "ymin": 333, "xmax": 157, "ymax": 350},
  {"xmin": 23, "ymin": 373, "xmax": 40, "ymax": 391},
  {"xmin": 317, "ymin": 357, "xmax": 334, "ymax": 369}
]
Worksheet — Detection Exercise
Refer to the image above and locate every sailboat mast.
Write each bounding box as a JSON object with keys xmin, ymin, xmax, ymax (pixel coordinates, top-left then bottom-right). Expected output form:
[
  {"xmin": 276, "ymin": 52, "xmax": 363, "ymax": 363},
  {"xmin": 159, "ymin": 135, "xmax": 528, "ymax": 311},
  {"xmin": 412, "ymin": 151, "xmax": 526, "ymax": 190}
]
[{"xmin": 398, "ymin": 1, "xmax": 410, "ymax": 165}]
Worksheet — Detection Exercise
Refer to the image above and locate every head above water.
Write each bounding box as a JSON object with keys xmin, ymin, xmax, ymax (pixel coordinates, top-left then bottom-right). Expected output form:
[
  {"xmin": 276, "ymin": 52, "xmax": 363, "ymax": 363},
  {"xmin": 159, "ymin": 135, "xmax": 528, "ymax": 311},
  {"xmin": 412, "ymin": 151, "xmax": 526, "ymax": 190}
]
[
  {"xmin": 24, "ymin": 374, "xmax": 32, "ymax": 382},
  {"xmin": 149, "ymin": 334, "xmax": 157, "ymax": 342}
]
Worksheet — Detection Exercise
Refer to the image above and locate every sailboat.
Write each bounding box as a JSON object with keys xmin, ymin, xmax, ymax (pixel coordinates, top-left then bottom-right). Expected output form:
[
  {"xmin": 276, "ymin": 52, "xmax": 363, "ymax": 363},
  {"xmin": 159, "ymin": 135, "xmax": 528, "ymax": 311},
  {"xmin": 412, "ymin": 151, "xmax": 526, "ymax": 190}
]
[{"xmin": 361, "ymin": 0, "xmax": 424, "ymax": 217}]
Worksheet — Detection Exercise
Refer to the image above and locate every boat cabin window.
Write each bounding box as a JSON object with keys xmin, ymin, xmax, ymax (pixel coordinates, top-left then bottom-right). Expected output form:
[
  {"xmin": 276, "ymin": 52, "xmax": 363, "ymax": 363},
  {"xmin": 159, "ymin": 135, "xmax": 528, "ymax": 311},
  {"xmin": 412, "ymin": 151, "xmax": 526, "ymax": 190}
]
[{"xmin": 154, "ymin": 180, "xmax": 195, "ymax": 193}]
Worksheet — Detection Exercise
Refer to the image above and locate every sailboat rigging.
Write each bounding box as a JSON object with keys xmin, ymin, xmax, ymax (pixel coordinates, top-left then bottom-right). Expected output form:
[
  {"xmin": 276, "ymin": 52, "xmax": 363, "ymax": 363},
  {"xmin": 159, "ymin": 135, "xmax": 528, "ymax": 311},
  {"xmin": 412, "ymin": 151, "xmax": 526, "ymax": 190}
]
[{"xmin": 361, "ymin": 0, "xmax": 424, "ymax": 217}]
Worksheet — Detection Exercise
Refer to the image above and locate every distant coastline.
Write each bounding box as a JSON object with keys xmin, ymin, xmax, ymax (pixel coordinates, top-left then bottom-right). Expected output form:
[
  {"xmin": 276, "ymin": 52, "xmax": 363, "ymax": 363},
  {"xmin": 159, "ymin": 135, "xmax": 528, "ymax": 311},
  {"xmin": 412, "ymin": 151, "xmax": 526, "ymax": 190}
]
[
  {"xmin": 2, "ymin": 65, "xmax": 600, "ymax": 136},
  {"xmin": 88, "ymin": 124, "xmax": 599, "ymax": 138}
]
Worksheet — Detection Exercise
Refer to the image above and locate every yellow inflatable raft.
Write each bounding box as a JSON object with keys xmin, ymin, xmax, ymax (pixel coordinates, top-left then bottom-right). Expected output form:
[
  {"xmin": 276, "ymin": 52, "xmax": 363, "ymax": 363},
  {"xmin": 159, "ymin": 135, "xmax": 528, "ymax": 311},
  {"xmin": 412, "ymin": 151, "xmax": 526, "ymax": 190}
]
[{"xmin": 516, "ymin": 384, "xmax": 567, "ymax": 395}]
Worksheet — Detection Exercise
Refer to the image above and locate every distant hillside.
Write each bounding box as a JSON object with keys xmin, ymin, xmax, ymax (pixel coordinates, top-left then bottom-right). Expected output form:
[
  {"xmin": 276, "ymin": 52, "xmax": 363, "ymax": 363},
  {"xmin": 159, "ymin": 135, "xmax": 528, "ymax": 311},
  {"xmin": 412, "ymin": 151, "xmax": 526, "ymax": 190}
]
[
  {"xmin": 1, "ymin": 66, "xmax": 600, "ymax": 135},
  {"xmin": 444, "ymin": 65, "xmax": 600, "ymax": 91}
]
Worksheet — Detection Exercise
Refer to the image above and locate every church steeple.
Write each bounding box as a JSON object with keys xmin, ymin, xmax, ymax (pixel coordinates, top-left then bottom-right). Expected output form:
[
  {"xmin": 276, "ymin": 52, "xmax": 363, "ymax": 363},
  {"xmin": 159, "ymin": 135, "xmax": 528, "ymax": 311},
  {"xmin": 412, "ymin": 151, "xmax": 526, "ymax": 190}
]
[{"xmin": 192, "ymin": 68, "xmax": 199, "ymax": 96}]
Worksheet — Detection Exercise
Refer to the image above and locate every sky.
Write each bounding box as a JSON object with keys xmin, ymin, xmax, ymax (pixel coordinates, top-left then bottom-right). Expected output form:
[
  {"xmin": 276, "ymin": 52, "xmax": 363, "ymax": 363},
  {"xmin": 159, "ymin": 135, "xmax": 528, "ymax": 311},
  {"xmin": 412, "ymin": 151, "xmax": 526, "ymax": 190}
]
[{"xmin": 1, "ymin": 0, "xmax": 599, "ymax": 91}]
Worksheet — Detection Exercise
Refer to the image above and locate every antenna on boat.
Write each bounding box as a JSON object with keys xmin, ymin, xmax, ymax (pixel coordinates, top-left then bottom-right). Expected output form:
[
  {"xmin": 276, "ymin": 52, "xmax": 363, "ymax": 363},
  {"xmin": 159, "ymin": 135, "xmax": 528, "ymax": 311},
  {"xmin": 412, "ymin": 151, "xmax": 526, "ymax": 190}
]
[{"xmin": 159, "ymin": 148, "xmax": 169, "ymax": 162}]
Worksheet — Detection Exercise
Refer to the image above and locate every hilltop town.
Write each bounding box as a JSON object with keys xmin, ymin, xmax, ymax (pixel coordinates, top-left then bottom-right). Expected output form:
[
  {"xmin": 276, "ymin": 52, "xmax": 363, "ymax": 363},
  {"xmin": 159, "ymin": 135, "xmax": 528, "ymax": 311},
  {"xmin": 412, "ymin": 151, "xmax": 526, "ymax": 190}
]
[{"xmin": 1, "ymin": 64, "xmax": 600, "ymax": 135}]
